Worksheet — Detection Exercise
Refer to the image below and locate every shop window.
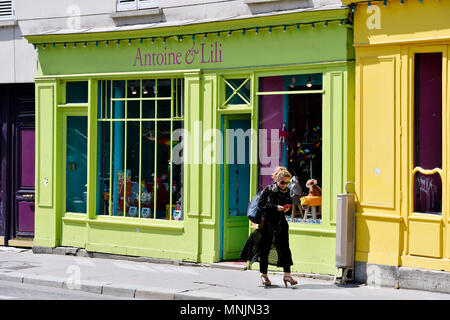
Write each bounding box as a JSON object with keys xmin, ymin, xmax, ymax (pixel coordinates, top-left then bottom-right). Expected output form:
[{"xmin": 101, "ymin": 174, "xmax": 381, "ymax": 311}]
[
  {"xmin": 413, "ymin": 53, "xmax": 443, "ymax": 215},
  {"xmin": 66, "ymin": 81, "xmax": 88, "ymax": 104},
  {"xmin": 258, "ymin": 74, "xmax": 323, "ymax": 224},
  {"xmin": 224, "ymin": 78, "xmax": 251, "ymax": 106},
  {"xmin": 66, "ymin": 116, "xmax": 88, "ymax": 213},
  {"xmin": 96, "ymin": 78, "xmax": 184, "ymax": 221}
]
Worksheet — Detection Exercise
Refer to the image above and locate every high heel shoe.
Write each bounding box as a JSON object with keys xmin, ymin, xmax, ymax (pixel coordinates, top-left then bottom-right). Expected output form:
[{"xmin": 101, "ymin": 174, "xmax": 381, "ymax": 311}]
[
  {"xmin": 261, "ymin": 274, "xmax": 272, "ymax": 287},
  {"xmin": 283, "ymin": 275, "xmax": 298, "ymax": 287}
]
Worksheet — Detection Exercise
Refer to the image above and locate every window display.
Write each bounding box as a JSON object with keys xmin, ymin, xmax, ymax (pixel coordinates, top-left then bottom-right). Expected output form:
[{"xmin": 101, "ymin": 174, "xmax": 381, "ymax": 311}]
[
  {"xmin": 258, "ymin": 74, "xmax": 323, "ymax": 224},
  {"xmin": 96, "ymin": 78, "xmax": 184, "ymax": 220}
]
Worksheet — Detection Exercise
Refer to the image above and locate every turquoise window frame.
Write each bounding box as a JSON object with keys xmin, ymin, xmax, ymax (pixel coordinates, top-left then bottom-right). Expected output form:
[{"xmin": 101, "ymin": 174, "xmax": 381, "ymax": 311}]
[{"xmin": 59, "ymin": 106, "xmax": 89, "ymax": 216}]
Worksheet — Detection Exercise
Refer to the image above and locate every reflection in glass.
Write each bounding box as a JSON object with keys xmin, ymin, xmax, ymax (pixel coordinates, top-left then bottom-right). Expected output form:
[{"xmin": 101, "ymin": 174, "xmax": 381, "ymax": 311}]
[
  {"xmin": 173, "ymin": 78, "xmax": 184, "ymax": 118},
  {"xmin": 258, "ymin": 73, "xmax": 323, "ymax": 92},
  {"xmin": 171, "ymin": 121, "xmax": 184, "ymax": 221},
  {"xmin": 111, "ymin": 121, "xmax": 125, "ymax": 216},
  {"xmin": 127, "ymin": 100, "xmax": 140, "ymax": 119},
  {"xmin": 257, "ymin": 74, "xmax": 323, "ymax": 224},
  {"xmin": 112, "ymin": 81, "xmax": 125, "ymax": 120},
  {"xmin": 142, "ymin": 100, "xmax": 155, "ymax": 119},
  {"xmin": 225, "ymin": 79, "xmax": 250, "ymax": 105},
  {"xmin": 142, "ymin": 79, "xmax": 156, "ymax": 98},
  {"xmin": 157, "ymin": 79, "xmax": 171, "ymax": 97},
  {"xmin": 126, "ymin": 121, "xmax": 140, "ymax": 217},
  {"xmin": 66, "ymin": 81, "xmax": 88, "ymax": 104},
  {"xmin": 141, "ymin": 121, "xmax": 155, "ymax": 218},
  {"xmin": 227, "ymin": 119, "xmax": 251, "ymax": 217},
  {"xmin": 156, "ymin": 121, "xmax": 171, "ymax": 219},
  {"xmin": 96, "ymin": 78, "xmax": 184, "ymax": 220},
  {"xmin": 96, "ymin": 121, "xmax": 110, "ymax": 215},
  {"xmin": 98, "ymin": 80, "xmax": 112, "ymax": 120},
  {"xmin": 112, "ymin": 80, "xmax": 125, "ymax": 98},
  {"xmin": 127, "ymin": 79, "xmax": 140, "ymax": 98},
  {"xmin": 158, "ymin": 100, "xmax": 171, "ymax": 119},
  {"xmin": 66, "ymin": 116, "xmax": 88, "ymax": 213}
]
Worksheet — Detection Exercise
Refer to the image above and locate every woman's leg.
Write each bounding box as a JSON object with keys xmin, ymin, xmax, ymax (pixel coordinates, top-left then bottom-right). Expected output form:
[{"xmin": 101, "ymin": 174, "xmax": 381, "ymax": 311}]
[
  {"xmin": 259, "ymin": 240, "xmax": 271, "ymax": 275},
  {"xmin": 278, "ymin": 223, "xmax": 293, "ymax": 269},
  {"xmin": 259, "ymin": 226, "xmax": 272, "ymax": 275},
  {"xmin": 259, "ymin": 231, "xmax": 272, "ymax": 286}
]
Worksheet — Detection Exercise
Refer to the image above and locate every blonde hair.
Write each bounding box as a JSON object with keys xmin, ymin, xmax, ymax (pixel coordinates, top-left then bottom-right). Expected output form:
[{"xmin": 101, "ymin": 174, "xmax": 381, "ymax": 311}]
[{"xmin": 272, "ymin": 166, "xmax": 292, "ymax": 182}]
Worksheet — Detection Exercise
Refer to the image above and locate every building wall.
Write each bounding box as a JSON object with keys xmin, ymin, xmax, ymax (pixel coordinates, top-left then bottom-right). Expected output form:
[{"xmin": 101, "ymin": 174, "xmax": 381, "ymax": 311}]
[
  {"xmin": 1, "ymin": 0, "xmax": 344, "ymax": 83},
  {"xmin": 0, "ymin": 22, "xmax": 37, "ymax": 83},
  {"xmin": 29, "ymin": 7, "xmax": 354, "ymax": 274},
  {"xmin": 352, "ymin": 0, "xmax": 450, "ymax": 272}
]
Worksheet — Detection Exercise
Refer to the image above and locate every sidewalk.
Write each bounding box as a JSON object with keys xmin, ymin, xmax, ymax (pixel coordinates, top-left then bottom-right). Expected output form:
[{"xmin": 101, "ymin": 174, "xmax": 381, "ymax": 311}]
[{"xmin": 0, "ymin": 246, "xmax": 449, "ymax": 300}]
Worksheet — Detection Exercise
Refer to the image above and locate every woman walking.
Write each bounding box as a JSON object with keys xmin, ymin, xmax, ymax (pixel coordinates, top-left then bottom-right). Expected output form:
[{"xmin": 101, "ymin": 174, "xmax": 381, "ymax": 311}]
[{"xmin": 242, "ymin": 166, "xmax": 298, "ymax": 287}]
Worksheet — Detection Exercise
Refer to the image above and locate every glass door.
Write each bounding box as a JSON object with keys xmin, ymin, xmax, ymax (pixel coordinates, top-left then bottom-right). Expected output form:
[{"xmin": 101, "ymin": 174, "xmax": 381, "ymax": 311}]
[{"xmin": 221, "ymin": 115, "xmax": 251, "ymax": 260}]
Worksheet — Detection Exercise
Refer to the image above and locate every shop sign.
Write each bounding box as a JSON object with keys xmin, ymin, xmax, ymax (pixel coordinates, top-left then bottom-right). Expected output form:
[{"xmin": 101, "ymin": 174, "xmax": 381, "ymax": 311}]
[{"xmin": 133, "ymin": 41, "xmax": 223, "ymax": 67}]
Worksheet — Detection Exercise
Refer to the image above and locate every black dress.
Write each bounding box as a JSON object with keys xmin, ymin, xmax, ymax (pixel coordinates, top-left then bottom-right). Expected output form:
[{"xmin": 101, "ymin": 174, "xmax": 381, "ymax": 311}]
[{"xmin": 241, "ymin": 183, "xmax": 294, "ymax": 273}]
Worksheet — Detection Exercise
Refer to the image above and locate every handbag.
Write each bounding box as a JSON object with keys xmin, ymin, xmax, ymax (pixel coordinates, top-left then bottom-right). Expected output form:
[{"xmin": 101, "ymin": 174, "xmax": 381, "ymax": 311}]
[{"xmin": 247, "ymin": 192, "xmax": 263, "ymax": 224}]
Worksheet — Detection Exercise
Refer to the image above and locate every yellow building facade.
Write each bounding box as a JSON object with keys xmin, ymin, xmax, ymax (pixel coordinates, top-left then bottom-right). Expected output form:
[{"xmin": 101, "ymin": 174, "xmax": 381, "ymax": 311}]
[{"xmin": 344, "ymin": 0, "xmax": 450, "ymax": 279}]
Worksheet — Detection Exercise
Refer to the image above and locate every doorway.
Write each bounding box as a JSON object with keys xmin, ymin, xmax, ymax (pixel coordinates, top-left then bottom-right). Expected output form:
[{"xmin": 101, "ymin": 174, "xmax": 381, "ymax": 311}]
[
  {"xmin": 220, "ymin": 114, "xmax": 251, "ymax": 260},
  {"xmin": 0, "ymin": 84, "xmax": 35, "ymax": 246},
  {"xmin": 408, "ymin": 51, "xmax": 445, "ymax": 259}
]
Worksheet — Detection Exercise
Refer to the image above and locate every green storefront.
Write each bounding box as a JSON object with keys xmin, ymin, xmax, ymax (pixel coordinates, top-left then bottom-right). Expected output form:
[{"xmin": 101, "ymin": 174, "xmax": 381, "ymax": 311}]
[{"xmin": 26, "ymin": 6, "xmax": 354, "ymax": 275}]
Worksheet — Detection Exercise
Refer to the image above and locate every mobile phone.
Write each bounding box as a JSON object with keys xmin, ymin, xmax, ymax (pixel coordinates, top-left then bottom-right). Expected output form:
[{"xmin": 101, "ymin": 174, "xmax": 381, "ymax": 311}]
[{"xmin": 283, "ymin": 204, "xmax": 292, "ymax": 209}]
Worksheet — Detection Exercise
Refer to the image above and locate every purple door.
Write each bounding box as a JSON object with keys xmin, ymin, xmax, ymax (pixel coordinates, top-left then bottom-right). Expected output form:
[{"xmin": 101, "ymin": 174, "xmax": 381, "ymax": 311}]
[
  {"xmin": 13, "ymin": 97, "xmax": 36, "ymax": 239},
  {"xmin": 0, "ymin": 84, "xmax": 35, "ymax": 243},
  {"xmin": 16, "ymin": 128, "xmax": 35, "ymax": 234}
]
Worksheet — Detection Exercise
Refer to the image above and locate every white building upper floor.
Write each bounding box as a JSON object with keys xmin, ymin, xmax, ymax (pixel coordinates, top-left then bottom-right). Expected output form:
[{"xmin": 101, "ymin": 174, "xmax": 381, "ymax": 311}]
[{"xmin": 0, "ymin": 0, "xmax": 345, "ymax": 83}]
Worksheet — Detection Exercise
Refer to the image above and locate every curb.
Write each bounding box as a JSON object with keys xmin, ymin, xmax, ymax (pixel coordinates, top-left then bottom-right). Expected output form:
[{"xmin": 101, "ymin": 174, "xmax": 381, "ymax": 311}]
[
  {"xmin": 0, "ymin": 271, "xmax": 224, "ymax": 300},
  {"xmin": 32, "ymin": 246, "xmax": 338, "ymax": 279},
  {"xmin": 32, "ymin": 246, "xmax": 249, "ymax": 272},
  {"xmin": 355, "ymin": 261, "xmax": 450, "ymax": 294}
]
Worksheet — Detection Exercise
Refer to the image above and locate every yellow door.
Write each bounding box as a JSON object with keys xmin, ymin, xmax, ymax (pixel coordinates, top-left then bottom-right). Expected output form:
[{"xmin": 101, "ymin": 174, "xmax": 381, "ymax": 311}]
[{"xmin": 407, "ymin": 46, "xmax": 448, "ymax": 260}]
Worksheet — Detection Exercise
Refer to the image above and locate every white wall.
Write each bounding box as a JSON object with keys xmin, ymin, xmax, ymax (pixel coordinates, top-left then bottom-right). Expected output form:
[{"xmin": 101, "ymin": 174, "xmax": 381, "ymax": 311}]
[{"xmin": 0, "ymin": 0, "xmax": 344, "ymax": 83}]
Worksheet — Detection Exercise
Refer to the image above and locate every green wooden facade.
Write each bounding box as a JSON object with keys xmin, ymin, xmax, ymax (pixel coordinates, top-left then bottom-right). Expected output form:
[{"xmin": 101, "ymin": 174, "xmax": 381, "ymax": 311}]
[{"xmin": 27, "ymin": 7, "xmax": 354, "ymax": 275}]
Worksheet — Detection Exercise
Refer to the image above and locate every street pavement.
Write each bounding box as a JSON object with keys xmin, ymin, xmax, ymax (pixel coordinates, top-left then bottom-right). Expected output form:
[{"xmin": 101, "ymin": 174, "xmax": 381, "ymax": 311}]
[
  {"xmin": 0, "ymin": 246, "xmax": 449, "ymax": 300},
  {"xmin": 0, "ymin": 279, "xmax": 125, "ymax": 300}
]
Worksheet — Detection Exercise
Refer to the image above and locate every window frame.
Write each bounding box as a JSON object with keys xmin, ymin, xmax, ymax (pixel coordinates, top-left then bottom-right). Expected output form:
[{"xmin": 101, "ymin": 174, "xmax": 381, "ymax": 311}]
[
  {"xmin": 96, "ymin": 77, "xmax": 184, "ymax": 221},
  {"xmin": 116, "ymin": 0, "xmax": 159, "ymax": 12},
  {"xmin": 0, "ymin": 0, "xmax": 14, "ymax": 21},
  {"xmin": 219, "ymin": 73, "xmax": 254, "ymax": 113},
  {"xmin": 408, "ymin": 45, "xmax": 447, "ymax": 218},
  {"xmin": 254, "ymin": 71, "xmax": 325, "ymax": 225},
  {"xmin": 60, "ymin": 107, "xmax": 89, "ymax": 216}
]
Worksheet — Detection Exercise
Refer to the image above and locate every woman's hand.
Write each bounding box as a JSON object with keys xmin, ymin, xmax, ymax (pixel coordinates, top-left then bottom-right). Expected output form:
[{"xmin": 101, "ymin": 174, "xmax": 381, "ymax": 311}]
[{"xmin": 277, "ymin": 206, "xmax": 285, "ymax": 211}]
